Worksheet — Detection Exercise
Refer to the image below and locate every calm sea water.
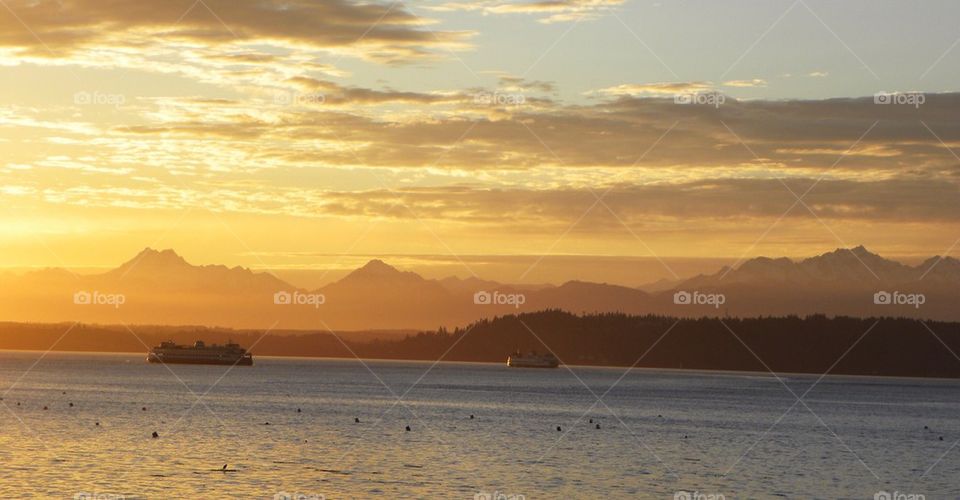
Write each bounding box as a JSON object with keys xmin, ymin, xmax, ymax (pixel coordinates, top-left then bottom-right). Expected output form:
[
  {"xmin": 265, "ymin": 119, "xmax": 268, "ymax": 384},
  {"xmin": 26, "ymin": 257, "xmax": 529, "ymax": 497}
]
[{"xmin": 0, "ymin": 351, "xmax": 958, "ymax": 499}]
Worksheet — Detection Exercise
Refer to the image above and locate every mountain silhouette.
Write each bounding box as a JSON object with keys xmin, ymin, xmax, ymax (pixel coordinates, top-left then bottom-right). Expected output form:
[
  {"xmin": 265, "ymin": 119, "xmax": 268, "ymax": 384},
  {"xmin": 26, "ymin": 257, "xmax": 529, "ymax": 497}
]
[
  {"xmin": 1, "ymin": 246, "xmax": 959, "ymax": 329},
  {"xmin": 677, "ymin": 246, "xmax": 952, "ymax": 287},
  {"xmin": 336, "ymin": 259, "xmax": 427, "ymax": 285},
  {"xmin": 101, "ymin": 248, "xmax": 289, "ymax": 293},
  {"xmin": 114, "ymin": 248, "xmax": 190, "ymax": 273}
]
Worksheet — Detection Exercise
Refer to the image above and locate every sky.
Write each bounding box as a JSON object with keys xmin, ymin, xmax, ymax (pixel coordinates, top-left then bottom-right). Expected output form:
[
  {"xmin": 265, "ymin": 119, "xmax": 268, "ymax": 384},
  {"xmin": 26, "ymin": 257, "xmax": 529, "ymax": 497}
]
[{"xmin": 1, "ymin": 0, "xmax": 959, "ymax": 285}]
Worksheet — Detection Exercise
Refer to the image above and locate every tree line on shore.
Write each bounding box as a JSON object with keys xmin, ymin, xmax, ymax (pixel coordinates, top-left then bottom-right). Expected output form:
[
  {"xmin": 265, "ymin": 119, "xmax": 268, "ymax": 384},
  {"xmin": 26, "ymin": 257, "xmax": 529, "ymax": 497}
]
[{"xmin": 2, "ymin": 310, "xmax": 959, "ymax": 377}]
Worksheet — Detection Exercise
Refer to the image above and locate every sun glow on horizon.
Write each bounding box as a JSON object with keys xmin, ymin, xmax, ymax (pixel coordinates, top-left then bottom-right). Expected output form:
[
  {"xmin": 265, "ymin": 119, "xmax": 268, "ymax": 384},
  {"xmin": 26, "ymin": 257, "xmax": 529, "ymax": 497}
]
[{"xmin": 1, "ymin": 0, "xmax": 959, "ymax": 283}]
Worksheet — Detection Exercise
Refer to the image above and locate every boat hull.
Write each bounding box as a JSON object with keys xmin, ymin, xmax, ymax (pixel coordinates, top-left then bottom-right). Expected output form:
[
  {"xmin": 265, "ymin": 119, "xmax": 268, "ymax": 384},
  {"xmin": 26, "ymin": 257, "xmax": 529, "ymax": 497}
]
[
  {"xmin": 507, "ymin": 357, "xmax": 559, "ymax": 368},
  {"xmin": 147, "ymin": 354, "xmax": 253, "ymax": 366}
]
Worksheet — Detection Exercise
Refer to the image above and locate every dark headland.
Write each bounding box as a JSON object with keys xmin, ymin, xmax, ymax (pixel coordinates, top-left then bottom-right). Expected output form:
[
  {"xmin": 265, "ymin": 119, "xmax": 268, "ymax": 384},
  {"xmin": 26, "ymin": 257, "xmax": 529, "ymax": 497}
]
[{"xmin": 2, "ymin": 310, "xmax": 959, "ymax": 378}]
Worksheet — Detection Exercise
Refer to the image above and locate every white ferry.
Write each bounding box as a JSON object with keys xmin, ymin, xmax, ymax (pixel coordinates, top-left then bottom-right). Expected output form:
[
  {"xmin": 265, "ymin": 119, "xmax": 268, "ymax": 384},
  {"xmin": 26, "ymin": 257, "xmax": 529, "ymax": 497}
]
[{"xmin": 147, "ymin": 340, "xmax": 253, "ymax": 366}]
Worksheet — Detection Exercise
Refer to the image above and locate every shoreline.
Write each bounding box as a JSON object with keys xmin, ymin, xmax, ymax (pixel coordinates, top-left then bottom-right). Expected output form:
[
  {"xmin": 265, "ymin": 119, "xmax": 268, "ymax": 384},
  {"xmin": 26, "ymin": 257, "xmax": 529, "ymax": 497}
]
[{"xmin": 4, "ymin": 347, "xmax": 960, "ymax": 383}]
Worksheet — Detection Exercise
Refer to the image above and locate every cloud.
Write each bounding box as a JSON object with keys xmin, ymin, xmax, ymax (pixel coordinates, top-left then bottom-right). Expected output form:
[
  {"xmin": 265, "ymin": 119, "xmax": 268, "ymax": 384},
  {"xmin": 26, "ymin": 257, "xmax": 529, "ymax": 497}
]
[
  {"xmin": 593, "ymin": 81, "xmax": 713, "ymax": 96},
  {"xmin": 27, "ymin": 178, "xmax": 959, "ymax": 230},
  {"xmin": 97, "ymin": 91, "xmax": 960, "ymax": 177},
  {"xmin": 5, "ymin": 91, "xmax": 960, "ymax": 262},
  {"xmin": 429, "ymin": 0, "xmax": 624, "ymax": 24},
  {"xmin": 498, "ymin": 76, "xmax": 557, "ymax": 93},
  {"xmin": 285, "ymin": 76, "xmax": 465, "ymax": 106},
  {"xmin": 0, "ymin": 0, "xmax": 470, "ymax": 63},
  {"xmin": 596, "ymin": 79, "xmax": 767, "ymax": 97},
  {"xmin": 723, "ymin": 79, "xmax": 767, "ymax": 88},
  {"xmin": 5, "ymin": 64, "xmax": 960, "ymax": 245},
  {"xmin": 314, "ymin": 178, "xmax": 960, "ymax": 225}
]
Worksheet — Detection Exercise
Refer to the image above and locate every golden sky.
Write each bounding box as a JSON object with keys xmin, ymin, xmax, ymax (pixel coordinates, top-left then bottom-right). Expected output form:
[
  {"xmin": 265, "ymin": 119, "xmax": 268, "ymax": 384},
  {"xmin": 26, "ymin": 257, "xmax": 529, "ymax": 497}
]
[{"xmin": 1, "ymin": 0, "xmax": 959, "ymax": 284}]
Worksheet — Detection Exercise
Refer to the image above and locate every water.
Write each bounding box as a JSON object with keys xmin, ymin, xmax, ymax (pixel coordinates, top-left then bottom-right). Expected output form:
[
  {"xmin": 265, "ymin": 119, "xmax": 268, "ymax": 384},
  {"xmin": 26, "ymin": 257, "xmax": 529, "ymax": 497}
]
[{"xmin": 0, "ymin": 351, "xmax": 958, "ymax": 499}]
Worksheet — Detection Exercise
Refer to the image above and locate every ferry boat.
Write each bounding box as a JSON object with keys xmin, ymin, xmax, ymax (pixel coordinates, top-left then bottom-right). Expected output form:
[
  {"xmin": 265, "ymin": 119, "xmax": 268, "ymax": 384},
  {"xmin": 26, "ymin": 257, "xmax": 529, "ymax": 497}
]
[
  {"xmin": 507, "ymin": 350, "xmax": 560, "ymax": 368},
  {"xmin": 147, "ymin": 340, "xmax": 253, "ymax": 366}
]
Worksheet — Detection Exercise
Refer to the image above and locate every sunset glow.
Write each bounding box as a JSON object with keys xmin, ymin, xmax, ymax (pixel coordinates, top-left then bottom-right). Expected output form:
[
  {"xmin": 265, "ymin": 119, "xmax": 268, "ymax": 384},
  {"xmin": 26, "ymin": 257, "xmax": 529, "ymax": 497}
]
[
  {"xmin": 4, "ymin": 2, "xmax": 960, "ymax": 499},
  {"xmin": 2, "ymin": 0, "xmax": 958, "ymax": 285}
]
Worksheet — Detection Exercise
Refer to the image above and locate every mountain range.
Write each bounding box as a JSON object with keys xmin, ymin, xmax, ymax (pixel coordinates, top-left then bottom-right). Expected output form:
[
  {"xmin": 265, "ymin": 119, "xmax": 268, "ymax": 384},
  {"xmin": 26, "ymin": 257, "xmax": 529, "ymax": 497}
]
[{"xmin": 1, "ymin": 246, "xmax": 958, "ymax": 330}]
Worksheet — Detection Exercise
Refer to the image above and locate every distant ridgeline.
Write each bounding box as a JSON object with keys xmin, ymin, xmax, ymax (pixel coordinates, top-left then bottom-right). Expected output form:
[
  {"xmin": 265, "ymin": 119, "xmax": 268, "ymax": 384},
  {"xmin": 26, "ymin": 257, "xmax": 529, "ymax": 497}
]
[{"xmin": 3, "ymin": 310, "xmax": 960, "ymax": 378}]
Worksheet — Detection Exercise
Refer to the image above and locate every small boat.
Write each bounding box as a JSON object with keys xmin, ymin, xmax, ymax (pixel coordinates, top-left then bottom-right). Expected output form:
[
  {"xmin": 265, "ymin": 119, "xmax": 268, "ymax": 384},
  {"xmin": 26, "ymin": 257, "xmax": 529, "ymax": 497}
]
[
  {"xmin": 147, "ymin": 340, "xmax": 253, "ymax": 366},
  {"xmin": 507, "ymin": 350, "xmax": 559, "ymax": 368}
]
